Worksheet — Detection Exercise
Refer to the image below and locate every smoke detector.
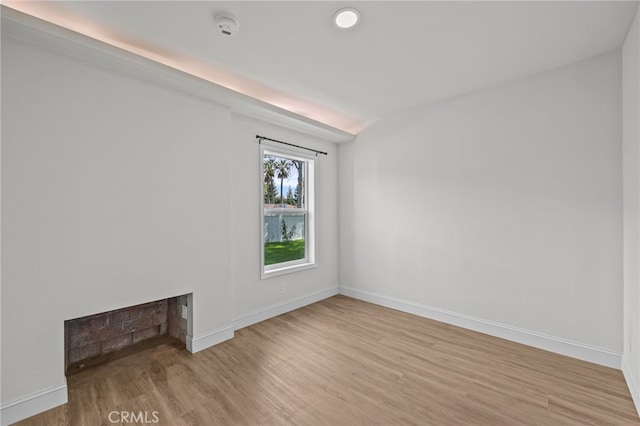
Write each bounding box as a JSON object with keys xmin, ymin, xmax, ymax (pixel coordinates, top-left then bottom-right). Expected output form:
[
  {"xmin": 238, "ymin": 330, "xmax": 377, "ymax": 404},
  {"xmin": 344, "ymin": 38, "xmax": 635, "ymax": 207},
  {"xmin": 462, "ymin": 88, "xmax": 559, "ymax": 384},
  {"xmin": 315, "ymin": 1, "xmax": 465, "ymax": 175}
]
[{"xmin": 215, "ymin": 14, "xmax": 239, "ymax": 36}]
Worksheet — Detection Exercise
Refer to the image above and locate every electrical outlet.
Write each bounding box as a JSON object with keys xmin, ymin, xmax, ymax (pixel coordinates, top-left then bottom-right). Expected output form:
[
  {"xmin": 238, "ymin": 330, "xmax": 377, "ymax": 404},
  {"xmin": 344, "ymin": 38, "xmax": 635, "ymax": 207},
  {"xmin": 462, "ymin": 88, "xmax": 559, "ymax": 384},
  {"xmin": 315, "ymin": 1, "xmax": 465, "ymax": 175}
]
[
  {"xmin": 181, "ymin": 305, "xmax": 188, "ymax": 320},
  {"xmin": 280, "ymin": 283, "xmax": 286, "ymax": 295}
]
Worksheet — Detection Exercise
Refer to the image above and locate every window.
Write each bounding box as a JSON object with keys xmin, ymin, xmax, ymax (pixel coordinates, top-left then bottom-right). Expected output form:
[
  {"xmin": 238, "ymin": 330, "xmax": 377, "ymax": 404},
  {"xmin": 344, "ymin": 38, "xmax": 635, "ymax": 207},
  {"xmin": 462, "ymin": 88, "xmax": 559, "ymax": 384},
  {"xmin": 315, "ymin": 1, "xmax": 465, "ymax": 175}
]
[{"xmin": 261, "ymin": 145, "xmax": 315, "ymax": 277}]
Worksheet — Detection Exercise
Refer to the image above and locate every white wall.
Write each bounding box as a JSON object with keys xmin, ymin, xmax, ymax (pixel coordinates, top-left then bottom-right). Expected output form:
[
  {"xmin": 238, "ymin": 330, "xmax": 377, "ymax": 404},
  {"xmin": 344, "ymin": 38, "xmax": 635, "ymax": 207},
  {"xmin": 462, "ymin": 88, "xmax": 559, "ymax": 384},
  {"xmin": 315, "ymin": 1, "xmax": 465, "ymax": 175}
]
[
  {"xmin": 623, "ymin": 6, "xmax": 640, "ymax": 413},
  {"xmin": 340, "ymin": 52, "xmax": 623, "ymax": 360},
  {"xmin": 230, "ymin": 114, "xmax": 339, "ymax": 326},
  {"xmin": 1, "ymin": 34, "xmax": 234, "ymax": 405},
  {"xmin": 0, "ymin": 24, "xmax": 340, "ymax": 423}
]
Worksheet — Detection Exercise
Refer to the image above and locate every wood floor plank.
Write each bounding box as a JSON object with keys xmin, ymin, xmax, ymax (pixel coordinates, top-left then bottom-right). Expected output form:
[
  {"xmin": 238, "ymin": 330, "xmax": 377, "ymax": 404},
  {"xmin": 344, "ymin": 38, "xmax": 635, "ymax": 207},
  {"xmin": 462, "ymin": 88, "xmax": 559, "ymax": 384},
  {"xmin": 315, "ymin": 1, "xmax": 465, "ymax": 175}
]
[{"xmin": 14, "ymin": 295, "xmax": 640, "ymax": 425}]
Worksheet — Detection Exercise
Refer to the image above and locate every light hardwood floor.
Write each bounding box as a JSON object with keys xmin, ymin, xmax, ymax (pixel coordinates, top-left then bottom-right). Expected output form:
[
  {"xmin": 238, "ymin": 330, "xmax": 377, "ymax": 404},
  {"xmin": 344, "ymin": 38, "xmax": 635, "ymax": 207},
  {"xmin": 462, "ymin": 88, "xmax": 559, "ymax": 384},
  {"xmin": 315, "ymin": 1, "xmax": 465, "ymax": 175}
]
[{"xmin": 16, "ymin": 295, "xmax": 640, "ymax": 425}]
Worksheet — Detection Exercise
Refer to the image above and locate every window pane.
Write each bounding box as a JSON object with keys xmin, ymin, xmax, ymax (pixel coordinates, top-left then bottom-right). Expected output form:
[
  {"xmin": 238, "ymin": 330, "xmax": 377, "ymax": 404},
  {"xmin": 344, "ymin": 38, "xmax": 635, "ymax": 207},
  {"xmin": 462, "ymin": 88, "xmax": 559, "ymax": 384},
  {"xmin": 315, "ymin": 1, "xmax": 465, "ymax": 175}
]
[
  {"xmin": 263, "ymin": 155, "xmax": 304, "ymax": 209},
  {"xmin": 264, "ymin": 213, "xmax": 306, "ymax": 265}
]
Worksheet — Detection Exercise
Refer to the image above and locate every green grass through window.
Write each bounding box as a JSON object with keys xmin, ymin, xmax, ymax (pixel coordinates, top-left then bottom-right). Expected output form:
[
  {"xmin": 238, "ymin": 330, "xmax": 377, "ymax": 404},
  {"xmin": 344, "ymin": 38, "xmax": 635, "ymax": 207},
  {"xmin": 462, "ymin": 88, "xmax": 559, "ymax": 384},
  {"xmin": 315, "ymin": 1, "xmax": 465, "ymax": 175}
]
[{"xmin": 264, "ymin": 239, "xmax": 305, "ymax": 265}]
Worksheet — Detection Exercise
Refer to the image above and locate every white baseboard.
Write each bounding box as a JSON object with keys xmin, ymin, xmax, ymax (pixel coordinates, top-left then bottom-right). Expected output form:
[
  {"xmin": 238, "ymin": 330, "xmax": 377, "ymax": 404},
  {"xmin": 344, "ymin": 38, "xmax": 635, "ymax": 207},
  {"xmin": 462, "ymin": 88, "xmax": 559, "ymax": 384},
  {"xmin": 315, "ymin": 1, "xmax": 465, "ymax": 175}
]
[
  {"xmin": 1, "ymin": 384, "xmax": 67, "ymax": 426},
  {"xmin": 232, "ymin": 286, "xmax": 340, "ymax": 330},
  {"xmin": 188, "ymin": 287, "xmax": 339, "ymax": 351},
  {"xmin": 187, "ymin": 325, "xmax": 234, "ymax": 353},
  {"xmin": 0, "ymin": 287, "xmax": 338, "ymax": 424},
  {"xmin": 340, "ymin": 286, "xmax": 622, "ymax": 369},
  {"xmin": 622, "ymin": 357, "xmax": 640, "ymax": 417}
]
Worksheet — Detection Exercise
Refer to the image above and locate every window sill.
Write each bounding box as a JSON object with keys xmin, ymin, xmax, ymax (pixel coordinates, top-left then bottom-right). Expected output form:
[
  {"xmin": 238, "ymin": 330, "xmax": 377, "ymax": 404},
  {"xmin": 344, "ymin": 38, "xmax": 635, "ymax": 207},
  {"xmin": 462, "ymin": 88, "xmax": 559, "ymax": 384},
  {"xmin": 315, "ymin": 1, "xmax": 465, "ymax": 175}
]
[{"xmin": 261, "ymin": 262, "xmax": 317, "ymax": 280}]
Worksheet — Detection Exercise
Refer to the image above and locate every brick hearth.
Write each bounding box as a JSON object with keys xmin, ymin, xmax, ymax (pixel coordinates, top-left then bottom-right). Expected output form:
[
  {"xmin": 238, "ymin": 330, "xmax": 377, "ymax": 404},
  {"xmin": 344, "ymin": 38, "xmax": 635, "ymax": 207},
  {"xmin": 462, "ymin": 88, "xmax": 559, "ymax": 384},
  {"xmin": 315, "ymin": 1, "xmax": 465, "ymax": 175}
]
[{"xmin": 64, "ymin": 295, "xmax": 189, "ymax": 373}]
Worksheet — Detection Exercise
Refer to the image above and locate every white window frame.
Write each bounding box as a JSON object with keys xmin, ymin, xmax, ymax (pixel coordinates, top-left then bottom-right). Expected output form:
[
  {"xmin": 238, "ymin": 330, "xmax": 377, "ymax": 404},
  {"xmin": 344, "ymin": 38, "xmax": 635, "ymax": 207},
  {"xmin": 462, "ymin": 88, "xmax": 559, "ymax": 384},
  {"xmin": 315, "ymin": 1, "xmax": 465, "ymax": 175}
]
[{"xmin": 260, "ymin": 144, "xmax": 316, "ymax": 279}]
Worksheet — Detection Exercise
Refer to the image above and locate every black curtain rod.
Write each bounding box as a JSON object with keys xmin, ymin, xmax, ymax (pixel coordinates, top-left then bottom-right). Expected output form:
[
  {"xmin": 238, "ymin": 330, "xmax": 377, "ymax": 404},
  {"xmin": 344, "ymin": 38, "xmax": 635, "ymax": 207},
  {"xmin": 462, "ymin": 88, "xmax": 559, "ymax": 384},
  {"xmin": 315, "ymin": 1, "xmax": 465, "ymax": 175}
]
[{"xmin": 256, "ymin": 135, "xmax": 328, "ymax": 156}]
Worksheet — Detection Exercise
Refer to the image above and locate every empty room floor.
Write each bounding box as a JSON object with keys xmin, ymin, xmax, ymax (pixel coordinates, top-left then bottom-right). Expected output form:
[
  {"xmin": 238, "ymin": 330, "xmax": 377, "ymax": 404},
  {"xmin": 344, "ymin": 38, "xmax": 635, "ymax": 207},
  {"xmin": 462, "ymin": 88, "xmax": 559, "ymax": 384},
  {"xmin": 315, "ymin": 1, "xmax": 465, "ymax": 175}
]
[{"xmin": 16, "ymin": 295, "xmax": 639, "ymax": 425}]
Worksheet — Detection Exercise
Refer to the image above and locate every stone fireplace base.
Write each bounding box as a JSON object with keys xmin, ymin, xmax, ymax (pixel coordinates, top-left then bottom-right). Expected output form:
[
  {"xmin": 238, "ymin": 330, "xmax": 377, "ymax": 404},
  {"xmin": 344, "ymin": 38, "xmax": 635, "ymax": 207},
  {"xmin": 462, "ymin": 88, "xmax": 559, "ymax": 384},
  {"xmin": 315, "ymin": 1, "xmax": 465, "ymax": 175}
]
[{"xmin": 64, "ymin": 294, "xmax": 189, "ymax": 374}]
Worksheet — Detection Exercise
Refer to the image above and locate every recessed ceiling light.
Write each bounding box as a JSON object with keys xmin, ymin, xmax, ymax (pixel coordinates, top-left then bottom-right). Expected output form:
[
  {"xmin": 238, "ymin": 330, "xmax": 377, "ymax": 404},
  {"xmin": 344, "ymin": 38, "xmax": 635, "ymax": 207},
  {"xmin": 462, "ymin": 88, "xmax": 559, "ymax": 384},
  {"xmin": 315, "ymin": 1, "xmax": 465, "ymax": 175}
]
[{"xmin": 333, "ymin": 8, "xmax": 360, "ymax": 30}]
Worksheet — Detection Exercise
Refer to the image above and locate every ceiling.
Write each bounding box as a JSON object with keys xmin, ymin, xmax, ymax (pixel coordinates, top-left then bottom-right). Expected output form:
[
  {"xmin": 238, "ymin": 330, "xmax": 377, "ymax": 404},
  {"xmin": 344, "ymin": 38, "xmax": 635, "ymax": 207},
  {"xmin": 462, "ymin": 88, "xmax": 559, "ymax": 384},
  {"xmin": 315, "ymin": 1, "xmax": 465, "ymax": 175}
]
[{"xmin": 4, "ymin": 1, "xmax": 638, "ymax": 135}]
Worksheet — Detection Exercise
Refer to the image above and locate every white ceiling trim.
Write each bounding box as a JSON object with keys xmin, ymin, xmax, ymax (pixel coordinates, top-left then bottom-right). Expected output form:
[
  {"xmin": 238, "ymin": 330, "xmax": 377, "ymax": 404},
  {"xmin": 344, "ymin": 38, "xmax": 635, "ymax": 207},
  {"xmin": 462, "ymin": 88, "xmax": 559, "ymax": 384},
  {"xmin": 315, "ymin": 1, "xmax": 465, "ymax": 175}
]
[{"xmin": 1, "ymin": 4, "xmax": 357, "ymax": 142}]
